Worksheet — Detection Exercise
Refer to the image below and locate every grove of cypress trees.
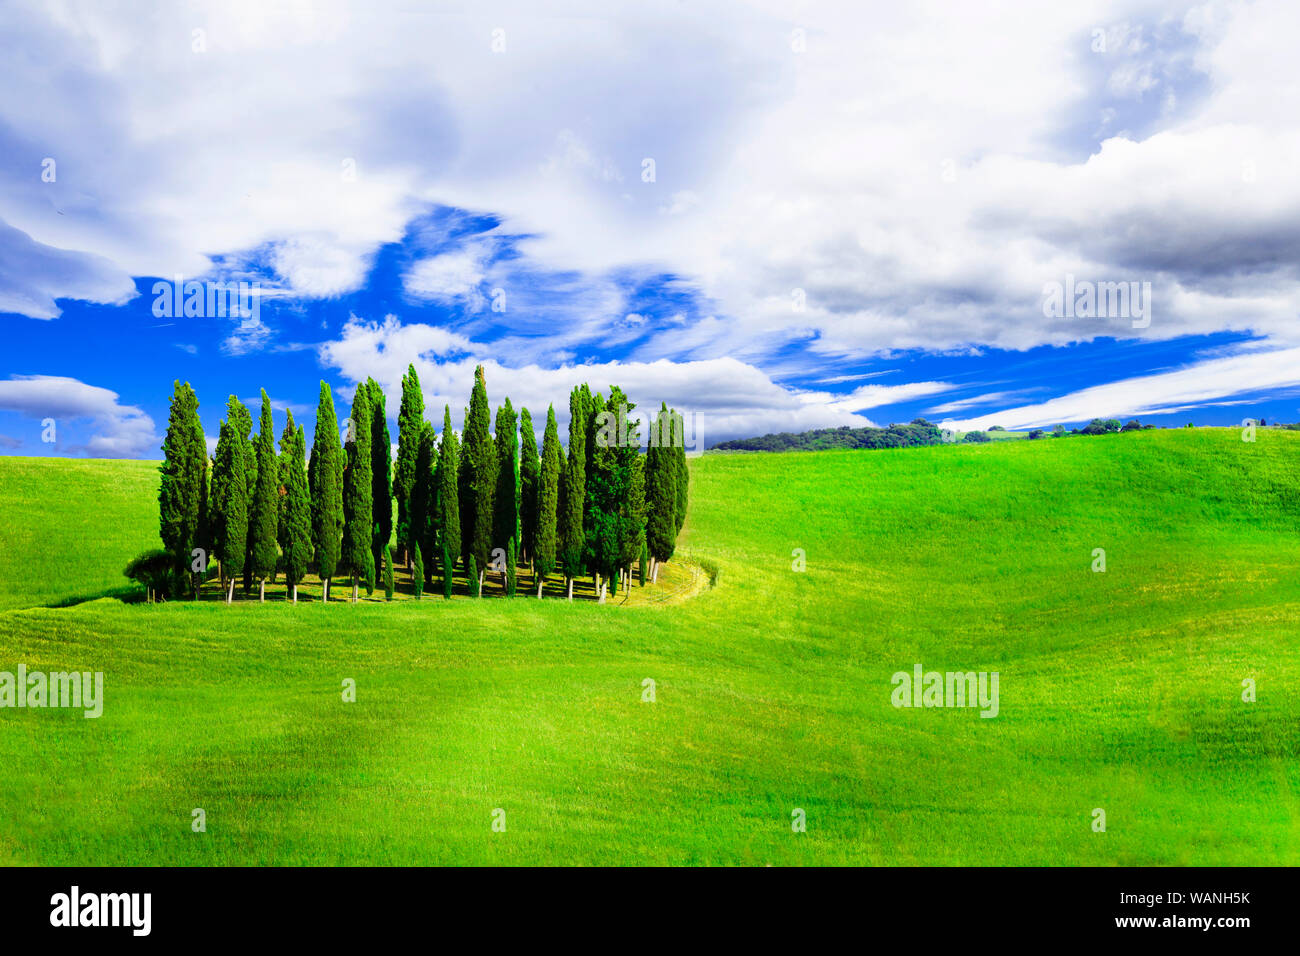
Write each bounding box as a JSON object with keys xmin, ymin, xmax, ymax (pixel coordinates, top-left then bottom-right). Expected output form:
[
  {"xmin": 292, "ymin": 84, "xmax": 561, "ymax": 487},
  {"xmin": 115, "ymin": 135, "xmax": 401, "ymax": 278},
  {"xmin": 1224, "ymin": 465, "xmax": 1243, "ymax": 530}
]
[
  {"xmin": 367, "ymin": 378, "xmax": 393, "ymax": 581},
  {"xmin": 249, "ymin": 390, "xmax": 280, "ymax": 602},
  {"xmin": 519, "ymin": 407, "xmax": 540, "ymax": 567},
  {"xmin": 463, "ymin": 366, "xmax": 495, "ymax": 594},
  {"xmin": 437, "ymin": 406, "xmax": 461, "ymax": 582},
  {"xmin": 212, "ymin": 418, "xmax": 248, "ymax": 604},
  {"xmin": 158, "ymin": 380, "xmax": 207, "ymax": 598},
  {"xmin": 393, "ymin": 364, "xmax": 424, "ymax": 567},
  {"xmin": 534, "ymin": 404, "xmax": 561, "ymax": 598},
  {"xmin": 558, "ymin": 385, "xmax": 588, "ymax": 599},
  {"xmin": 282, "ymin": 421, "xmax": 312, "ymax": 603},
  {"xmin": 309, "ymin": 382, "xmax": 344, "ymax": 602},
  {"xmin": 343, "ymin": 384, "xmax": 374, "ymax": 602},
  {"xmin": 494, "ymin": 397, "xmax": 519, "ymax": 591}
]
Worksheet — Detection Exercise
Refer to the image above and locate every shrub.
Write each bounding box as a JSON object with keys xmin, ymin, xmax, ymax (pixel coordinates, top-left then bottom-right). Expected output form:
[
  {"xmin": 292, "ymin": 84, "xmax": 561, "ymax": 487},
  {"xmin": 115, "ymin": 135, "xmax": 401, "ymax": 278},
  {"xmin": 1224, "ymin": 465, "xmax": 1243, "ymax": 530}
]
[{"xmin": 963, "ymin": 431, "xmax": 991, "ymax": 443}]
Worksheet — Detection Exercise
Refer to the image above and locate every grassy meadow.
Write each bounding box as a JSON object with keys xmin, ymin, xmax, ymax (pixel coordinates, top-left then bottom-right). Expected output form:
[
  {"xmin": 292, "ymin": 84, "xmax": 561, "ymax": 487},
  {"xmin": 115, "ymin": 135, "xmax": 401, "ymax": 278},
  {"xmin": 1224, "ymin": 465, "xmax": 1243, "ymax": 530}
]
[{"xmin": 0, "ymin": 428, "xmax": 1298, "ymax": 865}]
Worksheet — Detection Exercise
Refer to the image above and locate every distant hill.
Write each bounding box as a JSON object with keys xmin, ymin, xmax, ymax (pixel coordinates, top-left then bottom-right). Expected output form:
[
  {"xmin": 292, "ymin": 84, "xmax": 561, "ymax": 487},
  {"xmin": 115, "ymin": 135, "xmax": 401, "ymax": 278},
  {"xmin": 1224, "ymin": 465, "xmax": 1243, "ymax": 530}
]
[{"xmin": 712, "ymin": 419, "xmax": 942, "ymax": 452}]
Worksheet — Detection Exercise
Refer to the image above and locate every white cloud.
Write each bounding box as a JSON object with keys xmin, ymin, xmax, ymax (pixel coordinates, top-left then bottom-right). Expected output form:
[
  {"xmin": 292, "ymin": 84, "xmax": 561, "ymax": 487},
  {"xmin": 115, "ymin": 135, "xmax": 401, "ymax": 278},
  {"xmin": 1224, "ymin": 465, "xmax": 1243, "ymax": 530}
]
[
  {"xmin": 0, "ymin": 375, "xmax": 157, "ymax": 457},
  {"xmin": 945, "ymin": 345, "xmax": 1300, "ymax": 431}
]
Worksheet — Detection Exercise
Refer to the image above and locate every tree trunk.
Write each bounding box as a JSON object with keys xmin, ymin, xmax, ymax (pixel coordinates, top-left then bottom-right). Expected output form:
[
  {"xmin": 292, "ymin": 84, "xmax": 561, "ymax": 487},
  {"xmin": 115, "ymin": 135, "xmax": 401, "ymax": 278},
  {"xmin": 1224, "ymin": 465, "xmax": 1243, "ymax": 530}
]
[
  {"xmin": 323, "ymin": 577, "xmax": 329, "ymax": 602},
  {"xmin": 478, "ymin": 568, "xmax": 485, "ymax": 595},
  {"xmin": 291, "ymin": 584, "xmax": 297, "ymax": 604},
  {"xmin": 598, "ymin": 582, "xmax": 607, "ymax": 604},
  {"xmin": 226, "ymin": 579, "xmax": 235, "ymax": 604},
  {"xmin": 536, "ymin": 575, "xmax": 544, "ymax": 598},
  {"xmin": 259, "ymin": 579, "xmax": 265, "ymax": 603},
  {"xmin": 567, "ymin": 577, "xmax": 573, "ymax": 600},
  {"xmin": 352, "ymin": 576, "xmax": 359, "ymax": 603}
]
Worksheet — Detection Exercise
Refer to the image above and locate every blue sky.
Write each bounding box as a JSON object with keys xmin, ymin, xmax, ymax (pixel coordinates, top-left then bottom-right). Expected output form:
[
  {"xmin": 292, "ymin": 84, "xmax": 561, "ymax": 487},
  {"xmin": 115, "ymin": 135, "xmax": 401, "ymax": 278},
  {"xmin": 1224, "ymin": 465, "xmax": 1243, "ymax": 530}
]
[{"xmin": 2, "ymin": 1, "xmax": 1299, "ymax": 456}]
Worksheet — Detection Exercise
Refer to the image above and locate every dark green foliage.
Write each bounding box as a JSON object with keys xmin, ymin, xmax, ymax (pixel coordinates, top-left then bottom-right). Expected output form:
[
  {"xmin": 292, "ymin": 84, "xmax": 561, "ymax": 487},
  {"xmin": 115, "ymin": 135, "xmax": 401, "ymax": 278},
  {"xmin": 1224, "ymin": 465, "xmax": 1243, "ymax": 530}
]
[
  {"xmin": 534, "ymin": 405, "xmax": 561, "ymax": 591},
  {"xmin": 411, "ymin": 542, "xmax": 423, "ymax": 600},
  {"xmin": 468, "ymin": 554, "xmax": 479, "ymax": 598},
  {"xmin": 383, "ymin": 544, "xmax": 394, "ymax": 601},
  {"xmin": 123, "ymin": 549, "xmax": 173, "ymax": 601},
  {"xmin": 463, "ymin": 366, "xmax": 495, "ymax": 581},
  {"xmin": 228, "ymin": 397, "xmax": 256, "ymax": 594},
  {"xmin": 158, "ymin": 380, "xmax": 206, "ymax": 596},
  {"xmin": 211, "ymin": 418, "xmax": 248, "ymax": 586},
  {"xmin": 412, "ymin": 420, "xmax": 437, "ymax": 585},
  {"xmin": 1027, "ymin": 429, "xmax": 1046, "ymax": 440},
  {"xmin": 1082, "ymin": 418, "xmax": 1122, "ymax": 435},
  {"xmin": 281, "ymin": 420, "xmax": 312, "ymax": 596},
  {"xmin": 646, "ymin": 403, "xmax": 678, "ymax": 565},
  {"xmin": 494, "ymin": 397, "xmax": 520, "ymax": 557},
  {"xmin": 309, "ymin": 382, "xmax": 344, "ymax": 588},
  {"xmin": 506, "ymin": 538, "xmax": 517, "ymax": 597},
  {"xmin": 963, "ymin": 431, "xmax": 991, "ymax": 443},
  {"xmin": 518, "ymin": 408, "xmax": 540, "ymax": 563},
  {"xmin": 394, "ymin": 364, "xmax": 424, "ymax": 561},
  {"xmin": 441, "ymin": 541, "xmax": 453, "ymax": 599},
  {"xmin": 249, "ymin": 391, "xmax": 280, "ymax": 591},
  {"xmin": 638, "ymin": 542, "xmax": 647, "ymax": 586},
  {"xmin": 343, "ymin": 384, "xmax": 374, "ymax": 595},
  {"xmin": 437, "ymin": 406, "xmax": 461, "ymax": 578},
  {"xmin": 711, "ymin": 418, "xmax": 944, "ymax": 452},
  {"xmin": 673, "ymin": 412, "xmax": 688, "ymax": 534},
  {"xmin": 558, "ymin": 385, "xmax": 588, "ymax": 584},
  {"xmin": 366, "ymin": 378, "xmax": 393, "ymax": 577},
  {"xmin": 583, "ymin": 388, "xmax": 606, "ymax": 573}
]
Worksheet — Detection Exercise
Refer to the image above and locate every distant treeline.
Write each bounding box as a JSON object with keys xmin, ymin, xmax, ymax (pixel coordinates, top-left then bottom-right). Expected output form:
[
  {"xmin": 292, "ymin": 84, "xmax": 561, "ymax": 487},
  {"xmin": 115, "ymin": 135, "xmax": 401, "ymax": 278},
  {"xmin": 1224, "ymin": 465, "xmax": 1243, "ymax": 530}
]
[{"xmin": 712, "ymin": 419, "xmax": 943, "ymax": 452}]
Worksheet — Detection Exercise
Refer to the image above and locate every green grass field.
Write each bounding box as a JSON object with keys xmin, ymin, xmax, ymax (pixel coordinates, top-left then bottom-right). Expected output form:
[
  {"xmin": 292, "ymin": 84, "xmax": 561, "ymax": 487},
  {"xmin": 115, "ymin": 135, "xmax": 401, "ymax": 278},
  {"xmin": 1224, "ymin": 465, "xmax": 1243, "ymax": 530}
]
[{"xmin": 1, "ymin": 428, "xmax": 1298, "ymax": 865}]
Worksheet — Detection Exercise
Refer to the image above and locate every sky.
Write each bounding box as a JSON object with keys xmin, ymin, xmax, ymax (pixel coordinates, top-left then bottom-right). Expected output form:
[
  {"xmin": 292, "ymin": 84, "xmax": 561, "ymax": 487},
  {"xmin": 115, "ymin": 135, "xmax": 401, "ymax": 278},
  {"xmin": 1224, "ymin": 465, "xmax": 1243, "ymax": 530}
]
[{"xmin": 2, "ymin": 0, "xmax": 1299, "ymax": 457}]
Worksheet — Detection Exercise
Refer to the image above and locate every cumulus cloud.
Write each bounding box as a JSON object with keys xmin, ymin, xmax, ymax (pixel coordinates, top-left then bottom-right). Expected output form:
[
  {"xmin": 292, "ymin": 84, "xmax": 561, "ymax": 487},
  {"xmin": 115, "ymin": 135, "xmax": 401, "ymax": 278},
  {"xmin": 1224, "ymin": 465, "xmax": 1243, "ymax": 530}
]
[{"xmin": 0, "ymin": 375, "xmax": 158, "ymax": 457}]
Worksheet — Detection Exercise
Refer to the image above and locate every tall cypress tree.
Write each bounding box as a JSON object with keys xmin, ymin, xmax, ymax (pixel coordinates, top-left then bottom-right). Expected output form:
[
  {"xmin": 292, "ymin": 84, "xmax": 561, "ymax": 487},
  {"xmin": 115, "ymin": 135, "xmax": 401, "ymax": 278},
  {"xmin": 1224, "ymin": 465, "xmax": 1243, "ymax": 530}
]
[
  {"xmin": 412, "ymin": 419, "xmax": 437, "ymax": 587},
  {"xmin": 309, "ymin": 382, "xmax": 344, "ymax": 602},
  {"xmin": 534, "ymin": 404, "xmax": 561, "ymax": 598},
  {"xmin": 458, "ymin": 405, "xmax": 473, "ymax": 568},
  {"xmin": 158, "ymin": 380, "xmax": 207, "ymax": 598},
  {"xmin": 282, "ymin": 422, "xmax": 312, "ymax": 603},
  {"xmin": 393, "ymin": 364, "xmax": 424, "ymax": 566},
  {"xmin": 229, "ymin": 397, "xmax": 256, "ymax": 595},
  {"xmin": 437, "ymin": 406, "xmax": 461, "ymax": 583},
  {"xmin": 558, "ymin": 385, "xmax": 588, "ymax": 599},
  {"xmin": 367, "ymin": 378, "xmax": 393, "ymax": 583},
  {"xmin": 211, "ymin": 418, "xmax": 247, "ymax": 604},
  {"xmin": 645, "ymin": 403, "xmax": 678, "ymax": 580},
  {"xmin": 618, "ymin": 407, "xmax": 646, "ymax": 587},
  {"xmin": 249, "ymin": 390, "xmax": 280, "ymax": 602},
  {"xmin": 463, "ymin": 366, "xmax": 495, "ymax": 594},
  {"xmin": 343, "ymin": 385, "xmax": 374, "ymax": 601},
  {"xmin": 673, "ymin": 409, "xmax": 689, "ymax": 533},
  {"xmin": 411, "ymin": 542, "xmax": 424, "ymax": 600},
  {"xmin": 493, "ymin": 397, "xmax": 519, "ymax": 591},
  {"xmin": 519, "ymin": 408, "xmax": 540, "ymax": 567}
]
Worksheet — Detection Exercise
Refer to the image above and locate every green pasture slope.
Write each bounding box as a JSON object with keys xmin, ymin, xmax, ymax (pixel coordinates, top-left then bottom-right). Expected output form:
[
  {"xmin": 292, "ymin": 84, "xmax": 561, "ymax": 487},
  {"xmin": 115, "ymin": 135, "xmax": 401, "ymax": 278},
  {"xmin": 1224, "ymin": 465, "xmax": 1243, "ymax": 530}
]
[{"xmin": 0, "ymin": 428, "xmax": 1297, "ymax": 865}]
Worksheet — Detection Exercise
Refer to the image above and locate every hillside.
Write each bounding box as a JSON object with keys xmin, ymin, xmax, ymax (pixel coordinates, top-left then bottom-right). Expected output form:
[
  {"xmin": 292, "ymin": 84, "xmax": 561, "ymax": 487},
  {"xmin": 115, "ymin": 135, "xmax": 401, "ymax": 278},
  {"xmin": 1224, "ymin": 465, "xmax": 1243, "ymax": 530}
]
[{"xmin": 1, "ymin": 429, "xmax": 1298, "ymax": 865}]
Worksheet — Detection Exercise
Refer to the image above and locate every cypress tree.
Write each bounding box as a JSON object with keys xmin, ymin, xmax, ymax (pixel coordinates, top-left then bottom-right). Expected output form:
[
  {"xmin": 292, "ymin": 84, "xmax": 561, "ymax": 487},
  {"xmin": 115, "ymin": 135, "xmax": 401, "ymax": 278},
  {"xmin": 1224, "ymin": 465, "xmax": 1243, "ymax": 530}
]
[
  {"xmin": 468, "ymin": 554, "xmax": 480, "ymax": 598},
  {"xmin": 639, "ymin": 542, "xmax": 647, "ymax": 587},
  {"xmin": 309, "ymin": 382, "xmax": 344, "ymax": 602},
  {"xmin": 437, "ymin": 406, "xmax": 461, "ymax": 581},
  {"xmin": 367, "ymin": 378, "xmax": 393, "ymax": 581},
  {"xmin": 383, "ymin": 544, "xmax": 394, "ymax": 601},
  {"xmin": 343, "ymin": 385, "xmax": 374, "ymax": 601},
  {"xmin": 393, "ymin": 364, "xmax": 424, "ymax": 566},
  {"xmin": 458, "ymin": 405, "xmax": 473, "ymax": 568},
  {"xmin": 463, "ymin": 366, "xmax": 495, "ymax": 593},
  {"xmin": 249, "ymin": 390, "xmax": 280, "ymax": 602},
  {"xmin": 412, "ymin": 420, "xmax": 437, "ymax": 588},
  {"xmin": 506, "ymin": 538, "xmax": 517, "ymax": 597},
  {"xmin": 645, "ymin": 403, "xmax": 678, "ymax": 581},
  {"xmin": 412, "ymin": 542, "xmax": 424, "ymax": 600},
  {"xmin": 558, "ymin": 385, "xmax": 588, "ymax": 599},
  {"xmin": 212, "ymin": 418, "xmax": 247, "ymax": 604},
  {"xmin": 534, "ymin": 405, "xmax": 561, "ymax": 598},
  {"xmin": 282, "ymin": 421, "xmax": 312, "ymax": 603},
  {"xmin": 583, "ymin": 388, "xmax": 606, "ymax": 586},
  {"xmin": 673, "ymin": 409, "xmax": 689, "ymax": 533},
  {"xmin": 158, "ymin": 380, "xmax": 206, "ymax": 598},
  {"xmin": 519, "ymin": 408, "xmax": 540, "ymax": 565},
  {"xmin": 441, "ymin": 541, "xmax": 454, "ymax": 599},
  {"xmin": 228, "ymin": 397, "xmax": 256, "ymax": 595},
  {"xmin": 494, "ymin": 397, "xmax": 519, "ymax": 591}
]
